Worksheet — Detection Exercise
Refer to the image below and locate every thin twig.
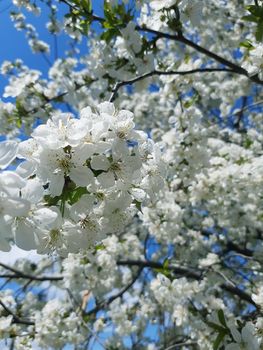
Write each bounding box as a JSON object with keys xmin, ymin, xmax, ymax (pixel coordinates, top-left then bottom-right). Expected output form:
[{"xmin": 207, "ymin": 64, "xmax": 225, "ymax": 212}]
[
  {"xmin": 54, "ymin": 34, "xmax": 58, "ymax": 61},
  {"xmin": 41, "ymin": 53, "xmax": 52, "ymax": 67},
  {"xmin": 86, "ymin": 267, "xmax": 143, "ymax": 316},
  {"xmin": 233, "ymin": 96, "xmax": 248, "ymax": 130},
  {"xmin": 25, "ymin": 79, "xmax": 97, "ymax": 116},
  {"xmin": 231, "ymin": 99, "xmax": 263, "ymax": 117}
]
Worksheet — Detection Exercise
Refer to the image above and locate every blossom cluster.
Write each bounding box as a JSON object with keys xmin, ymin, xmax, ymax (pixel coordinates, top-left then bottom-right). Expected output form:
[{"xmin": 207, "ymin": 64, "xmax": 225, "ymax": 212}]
[
  {"xmin": 0, "ymin": 102, "xmax": 164, "ymax": 255},
  {"xmin": 0, "ymin": 0, "xmax": 263, "ymax": 349}
]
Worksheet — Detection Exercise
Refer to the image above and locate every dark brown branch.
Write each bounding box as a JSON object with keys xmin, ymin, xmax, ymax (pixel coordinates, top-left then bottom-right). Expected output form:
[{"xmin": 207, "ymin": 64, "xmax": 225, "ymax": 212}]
[
  {"xmin": 225, "ymin": 241, "xmax": 253, "ymax": 257},
  {"xmin": 0, "ymin": 262, "xmax": 63, "ymax": 282},
  {"xmin": 109, "ymin": 68, "xmax": 236, "ymax": 102},
  {"xmin": 234, "ymin": 96, "xmax": 248, "ymax": 130},
  {"xmin": 221, "ymin": 284, "xmax": 256, "ymax": 306},
  {"xmin": 0, "ymin": 300, "xmax": 34, "ymax": 326},
  {"xmin": 136, "ymin": 26, "xmax": 263, "ymax": 85},
  {"xmin": 117, "ymin": 259, "xmax": 258, "ymax": 308}
]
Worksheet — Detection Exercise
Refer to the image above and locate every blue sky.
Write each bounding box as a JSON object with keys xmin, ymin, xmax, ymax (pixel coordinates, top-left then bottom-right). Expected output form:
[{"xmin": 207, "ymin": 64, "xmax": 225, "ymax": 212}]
[{"xmin": 0, "ymin": 0, "xmax": 105, "ymax": 96}]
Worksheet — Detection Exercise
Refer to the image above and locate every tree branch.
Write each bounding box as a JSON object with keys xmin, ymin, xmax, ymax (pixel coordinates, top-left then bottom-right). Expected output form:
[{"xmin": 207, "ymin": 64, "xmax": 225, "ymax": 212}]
[
  {"xmin": 58, "ymin": 2, "xmax": 263, "ymax": 86},
  {"xmin": 109, "ymin": 68, "xmax": 235, "ymax": 102},
  {"xmin": 0, "ymin": 300, "xmax": 34, "ymax": 326},
  {"xmin": 117, "ymin": 259, "xmax": 258, "ymax": 308},
  {"xmin": 136, "ymin": 26, "xmax": 263, "ymax": 85},
  {"xmin": 0, "ymin": 262, "xmax": 63, "ymax": 282}
]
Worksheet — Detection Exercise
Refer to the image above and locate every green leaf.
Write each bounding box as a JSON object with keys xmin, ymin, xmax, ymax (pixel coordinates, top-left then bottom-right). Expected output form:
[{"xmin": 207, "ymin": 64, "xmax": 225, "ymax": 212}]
[
  {"xmin": 163, "ymin": 258, "xmax": 170, "ymax": 274},
  {"xmin": 246, "ymin": 5, "xmax": 262, "ymax": 17},
  {"xmin": 82, "ymin": 314, "xmax": 90, "ymax": 322},
  {"xmin": 244, "ymin": 138, "xmax": 253, "ymax": 149},
  {"xmin": 213, "ymin": 332, "xmax": 226, "ymax": 350},
  {"xmin": 79, "ymin": 19, "xmax": 90, "ymax": 35},
  {"xmin": 16, "ymin": 117, "xmax": 22, "ymax": 128},
  {"xmin": 95, "ymin": 244, "xmax": 105, "ymax": 251},
  {"xmin": 134, "ymin": 199, "xmax": 142, "ymax": 213},
  {"xmin": 102, "ymin": 0, "xmax": 134, "ymax": 37},
  {"xmin": 255, "ymin": 21, "xmax": 263, "ymax": 41},
  {"xmin": 239, "ymin": 40, "xmax": 254, "ymax": 49},
  {"xmin": 44, "ymin": 194, "xmax": 61, "ymax": 206},
  {"xmin": 217, "ymin": 310, "xmax": 227, "ymax": 328},
  {"xmin": 68, "ymin": 186, "xmax": 88, "ymax": 205},
  {"xmin": 242, "ymin": 14, "xmax": 258, "ymax": 22},
  {"xmin": 101, "ymin": 28, "xmax": 119, "ymax": 43},
  {"xmin": 207, "ymin": 321, "xmax": 227, "ymax": 333},
  {"xmin": 183, "ymin": 93, "xmax": 199, "ymax": 108},
  {"xmin": 81, "ymin": 0, "xmax": 92, "ymax": 12}
]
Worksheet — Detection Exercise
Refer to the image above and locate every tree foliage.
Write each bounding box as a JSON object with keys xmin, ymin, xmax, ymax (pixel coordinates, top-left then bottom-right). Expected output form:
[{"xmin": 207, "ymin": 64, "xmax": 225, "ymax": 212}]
[{"xmin": 0, "ymin": 0, "xmax": 263, "ymax": 349}]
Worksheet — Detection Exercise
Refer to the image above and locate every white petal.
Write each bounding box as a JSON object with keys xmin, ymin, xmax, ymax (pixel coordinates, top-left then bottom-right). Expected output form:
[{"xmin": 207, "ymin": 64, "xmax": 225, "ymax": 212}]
[
  {"xmin": 229, "ymin": 324, "xmax": 242, "ymax": 343},
  {"xmin": 70, "ymin": 166, "xmax": 95, "ymax": 188},
  {"xmin": 0, "ymin": 141, "xmax": 18, "ymax": 169},
  {"xmin": 67, "ymin": 119, "xmax": 90, "ymax": 144},
  {"xmin": 0, "ymin": 172, "xmax": 26, "ymax": 197},
  {"xmin": 80, "ymin": 106, "xmax": 93, "ymax": 119},
  {"xmin": 97, "ymin": 172, "xmax": 115, "ymax": 188},
  {"xmin": 130, "ymin": 188, "xmax": 146, "ymax": 202},
  {"xmin": 21, "ymin": 178, "xmax": 44, "ymax": 203},
  {"xmin": 97, "ymin": 102, "xmax": 115, "ymax": 115},
  {"xmin": 16, "ymin": 160, "xmax": 36, "ymax": 178},
  {"xmin": 48, "ymin": 173, "xmax": 65, "ymax": 197},
  {"xmin": 3, "ymin": 197, "xmax": 30, "ymax": 217},
  {"xmin": 33, "ymin": 208, "xmax": 59, "ymax": 228},
  {"xmin": 0, "ymin": 315, "xmax": 13, "ymax": 329},
  {"xmin": 0, "ymin": 237, "xmax": 11, "ymax": 252},
  {"xmin": 14, "ymin": 221, "xmax": 36, "ymax": 250},
  {"xmin": 91, "ymin": 155, "xmax": 110, "ymax": 171}
]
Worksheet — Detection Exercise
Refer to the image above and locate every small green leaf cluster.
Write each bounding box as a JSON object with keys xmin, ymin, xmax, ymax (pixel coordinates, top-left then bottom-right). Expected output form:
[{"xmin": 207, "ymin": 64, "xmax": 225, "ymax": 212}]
[
  {"xmin": 101, "ymin": 2, "xmax": 134, "ymax": 43},
  {"xmin": 243, "ymin": 5, "xmax": 263, "ymax": 41}
]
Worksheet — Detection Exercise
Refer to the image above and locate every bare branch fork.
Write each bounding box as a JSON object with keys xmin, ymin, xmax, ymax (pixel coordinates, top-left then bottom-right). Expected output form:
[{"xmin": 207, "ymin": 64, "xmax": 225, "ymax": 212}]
[
  {"xmin": 86, "ymin": 267, "xmax": 143, "ymax": 316},
  {"xmin": 109, "ymin": 68, "xmax": 236, "ymax": 102},
  {"xmin": 135, "ymin": 27, "xmax": 263, "ymax": 86}
]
